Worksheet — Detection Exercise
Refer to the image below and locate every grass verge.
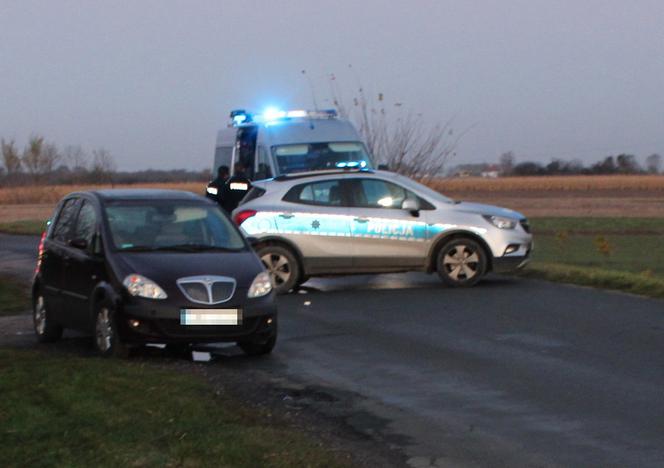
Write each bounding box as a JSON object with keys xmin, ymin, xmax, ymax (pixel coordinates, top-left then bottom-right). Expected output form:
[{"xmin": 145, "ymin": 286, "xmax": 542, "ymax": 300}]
[
  {"xmin": 517, "ymin": 262, "xmax": 664, "ymax": 299},
  {"xmin": 0, "ymin": 219, "xmax": 47, "ymax": 236},
  {"xmin": 0, "ymin": 348, "xmax": 349, "ymax": 468},
  {"xmin": 0, "ymin": 276, "xmax": 30, "ymax": 316}
]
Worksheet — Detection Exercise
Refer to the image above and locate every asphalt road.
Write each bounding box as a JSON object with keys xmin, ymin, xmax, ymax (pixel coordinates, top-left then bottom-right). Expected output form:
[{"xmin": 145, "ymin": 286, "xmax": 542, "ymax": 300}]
[{"xmin": 2, "ymin": 233, "xmax": 663, "ymax": 467}]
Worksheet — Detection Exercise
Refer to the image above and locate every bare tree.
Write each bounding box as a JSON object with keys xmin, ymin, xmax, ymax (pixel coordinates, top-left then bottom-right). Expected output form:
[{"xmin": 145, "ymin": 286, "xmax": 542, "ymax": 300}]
[
  {"xmin": 326, "ymin": 70, "xmax": 463, "ymax": 182},
  {"xmin": 1, "ymin": 139, "xmax": 22, "ymax": 176},
  {"xmin": 21, "ymin": 135, "xmax": 45, "ymax": 178},
  {"xmin": 63, "ymin": 145, "xmax": 88, "ymax": 171},
  {"xmin": 63, "ymin": 145, "xmax": 89, "ymax": 182},
  {"xmin": 646, "ymin": 153, "xmax": 662, "ymax": 174},
  {"xmin": 499, "ymin": 151, "xmax": 515, "ymax": 176},
  {"xmin": 40, "ymin": 142, "xmax": 60, "ymax": 175},
  {"xmin": 90, "ymin": 148, "xmax": 116, "ymax": 184}
]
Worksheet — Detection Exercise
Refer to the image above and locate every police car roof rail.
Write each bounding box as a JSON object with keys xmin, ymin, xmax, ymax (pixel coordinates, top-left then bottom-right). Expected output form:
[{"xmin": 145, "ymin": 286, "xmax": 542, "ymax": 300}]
[{"xmin": 273, "ymin": 168, "xmax": 373, "ymax": 182}]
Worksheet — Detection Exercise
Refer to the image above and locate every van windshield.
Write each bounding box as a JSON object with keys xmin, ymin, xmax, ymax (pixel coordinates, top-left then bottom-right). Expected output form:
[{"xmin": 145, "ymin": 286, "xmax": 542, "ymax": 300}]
[
  {"xmin": 103, "ymin": 201, "xmax": 246, "ymax": 252},
  {"xmin": 273, "ymin": 141, "xmax": 373, "ymax": 174}
]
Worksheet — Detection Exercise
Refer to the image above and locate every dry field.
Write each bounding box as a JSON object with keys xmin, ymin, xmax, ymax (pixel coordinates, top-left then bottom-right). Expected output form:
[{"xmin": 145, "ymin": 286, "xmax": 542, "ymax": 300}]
[{"xmin": 1, "ymin": 175, "xmax": 664, "ymax": 221}]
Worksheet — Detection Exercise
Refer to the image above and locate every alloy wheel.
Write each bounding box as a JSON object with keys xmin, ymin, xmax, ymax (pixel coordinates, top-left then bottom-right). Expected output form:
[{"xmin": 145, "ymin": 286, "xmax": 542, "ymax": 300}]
[
  {"xmin": 261, "ymin": 253, "xmax": 292, "ymax": 286},
  {"xmin": 95, "ymin": 307, "xmax": 113, "ymax": 353},
  {"xmin": 443, "ymin": 244, "xmax": 480, "ymax": 281},
  {"xmin": 34, "ymin": 296, "xmax": 46, "ymax": 335}
]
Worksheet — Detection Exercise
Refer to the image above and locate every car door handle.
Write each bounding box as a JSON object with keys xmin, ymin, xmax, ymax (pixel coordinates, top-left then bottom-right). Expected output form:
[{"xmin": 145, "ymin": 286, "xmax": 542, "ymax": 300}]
[
  {"xmin": 354, "ymin": 217, "xmax": 369, "ymax": 223},
  {"xmin": 279, "ymin": 213, "xmax": 294, "ymax": 219}
]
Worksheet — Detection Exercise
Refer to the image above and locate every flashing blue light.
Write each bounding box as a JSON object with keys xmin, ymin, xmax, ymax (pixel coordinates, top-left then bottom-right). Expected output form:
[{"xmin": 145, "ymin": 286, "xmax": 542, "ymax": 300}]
[
  {"xmin": 233, "ymin": 114, "xmax": 247, "ymax": 124},
  {"xmin": 263, "ymin": 107, "xmax": 286, "ymax": 121}
]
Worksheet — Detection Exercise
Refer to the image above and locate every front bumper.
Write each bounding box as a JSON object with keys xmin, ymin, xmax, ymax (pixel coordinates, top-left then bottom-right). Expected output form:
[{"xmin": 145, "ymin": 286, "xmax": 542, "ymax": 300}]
[
  {"xmin": 492, "ymin": 242, "xmax": 533, "ymax": 273},
  {"xmin": 117, "ymin": 294, "xmax": 277, "ymax": 344}
]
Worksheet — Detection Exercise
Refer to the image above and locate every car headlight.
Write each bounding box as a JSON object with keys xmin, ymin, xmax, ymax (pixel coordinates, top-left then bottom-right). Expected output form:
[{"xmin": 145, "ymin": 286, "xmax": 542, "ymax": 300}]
[
  {"xmin": 206, "ymin": 186, "xmax": 218, "ymax": 195},
  {"xmin": 483, "ymin": 215, "xmax": 517, "ymax": 229},
  {"xmin": 123, "ymin": 274, "xmax": 168, "ymax": 299},
  {"xmin": 247, "ymin": 271, "xmax": 272, "ymax": 298}
]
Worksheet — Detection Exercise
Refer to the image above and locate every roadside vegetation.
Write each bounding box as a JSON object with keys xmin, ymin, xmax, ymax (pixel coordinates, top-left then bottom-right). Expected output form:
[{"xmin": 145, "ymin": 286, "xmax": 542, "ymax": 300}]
[
  {"xmin": 0, "ymin": 219, "xmax": 47, "ymax": 235},
  {"xmin": 522, "ymin": 218, "xmax": 664, "ymax": 298},
  {"xmin": 0, "ymin": 348, "xmax": 349, "ymax": 468},
  {"xmin": 0, "ymin": 275, "xmax": 30, "ymax": 316}
]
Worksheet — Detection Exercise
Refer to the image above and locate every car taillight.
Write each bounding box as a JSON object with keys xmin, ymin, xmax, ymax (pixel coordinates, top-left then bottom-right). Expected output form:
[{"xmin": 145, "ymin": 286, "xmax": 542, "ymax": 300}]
[
  {"xmin": 234, "ymin": 209, "xmax": 257, "ymax": 226},
  {"xmin": 35, "ymin": 231, "xmax": 47, "ymax": 273}
]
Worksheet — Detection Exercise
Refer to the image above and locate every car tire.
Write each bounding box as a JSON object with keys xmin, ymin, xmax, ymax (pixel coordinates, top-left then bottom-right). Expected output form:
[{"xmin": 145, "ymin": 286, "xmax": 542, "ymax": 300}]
[
  {"xmin": 238, "ymin": 333, "xmax": 277, "ymax": 357},
  {"xmin": 256, "ymin": 244, "xmax": 300, "ymax": 295},
  {"xmin": 33, "ymin": 292, "xmax": 63, "ymax": 343},
  {"xmin": 436, "ymin": 237, "xmax": 488, "ymax": 287},
  {"xmin": 93, "ymin": 300, "xmax": 130, "ymax": 358}
]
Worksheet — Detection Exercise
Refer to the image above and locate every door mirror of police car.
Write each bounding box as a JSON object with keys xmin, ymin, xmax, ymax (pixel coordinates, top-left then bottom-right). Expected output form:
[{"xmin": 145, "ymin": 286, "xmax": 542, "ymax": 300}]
[
  {"xmin": 69, "ymin": 237, "xmax": 88, "ymax": 250},
  {"xmin": 402, "ymin": 199, "xmax": 420, "ymax": 216}
]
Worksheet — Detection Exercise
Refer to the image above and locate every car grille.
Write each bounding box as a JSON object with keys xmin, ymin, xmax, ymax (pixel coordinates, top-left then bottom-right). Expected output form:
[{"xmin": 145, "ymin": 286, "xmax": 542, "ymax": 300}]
[
  {"xmin": 177, "ymin": 276, "xmax": 236, "ymax": 304},
  {"xmin": 520, "ymin": 219, "xmax": 531, "ymax": 233}
]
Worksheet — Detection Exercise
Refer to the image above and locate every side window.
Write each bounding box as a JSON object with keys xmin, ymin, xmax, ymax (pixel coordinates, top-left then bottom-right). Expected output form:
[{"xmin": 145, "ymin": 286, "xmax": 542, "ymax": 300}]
[
  {"xmin": 353, "ymin": 179, "xmax": 409, "ymax": 209},
  {"xmin": 51, "ymin": 198, "xmax": 80, "ymax": 243},
  {"xmin": 254, "ymin": 146, "xmax": 273, "ymax": 180},
  {"xmin": 283, "ymin": 180, "xmax": 344, "ymax": 206},
  {"xmin": 72, "ymin": 201, "xmax": 97, "ymax": 246}
]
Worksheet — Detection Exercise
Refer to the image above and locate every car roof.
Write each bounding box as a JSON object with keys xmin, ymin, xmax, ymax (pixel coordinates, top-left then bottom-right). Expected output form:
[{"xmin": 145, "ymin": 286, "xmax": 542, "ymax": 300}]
[{"xmin": 90, "ymin": 189, "xmax": 205, "ymax": 202}]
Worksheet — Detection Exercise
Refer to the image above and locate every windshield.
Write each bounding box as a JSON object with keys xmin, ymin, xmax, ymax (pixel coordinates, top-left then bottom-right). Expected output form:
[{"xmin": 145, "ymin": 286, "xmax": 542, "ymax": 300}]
[
  {"xmin": 273, "ymin": 141, "xmax": 373, "ymax": 174},
  {"xmin": 104, "ymin": 201, "xmax": 246, "ymax": 251}
]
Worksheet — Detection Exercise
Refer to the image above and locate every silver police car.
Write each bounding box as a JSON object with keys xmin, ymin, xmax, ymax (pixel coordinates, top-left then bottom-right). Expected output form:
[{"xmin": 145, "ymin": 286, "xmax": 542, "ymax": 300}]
[{"xmin": 233, "ymin": 169, "xmax": 533, "ymax": 294}]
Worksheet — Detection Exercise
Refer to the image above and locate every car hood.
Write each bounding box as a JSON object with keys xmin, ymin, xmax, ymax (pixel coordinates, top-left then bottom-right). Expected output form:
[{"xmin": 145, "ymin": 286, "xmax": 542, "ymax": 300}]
[
  {"xmin": 112, "ymin": 250, "xmax": 264, "ymax": 291},
  {"xmin": 453, "ymin": 201, "xmax": 525, "ymax": 219}
]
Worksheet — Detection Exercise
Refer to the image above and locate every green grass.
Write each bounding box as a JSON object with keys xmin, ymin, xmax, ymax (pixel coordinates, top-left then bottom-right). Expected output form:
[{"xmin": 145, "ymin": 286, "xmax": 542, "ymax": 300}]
[
  {"xmin": 0, "ymin": 219, "xmax": 47, "ymax": 235},
  {"xmin": 521, "ymin": 217, "xmax": 664, "ymax": 298},
  {"xmin": 0, "ymin": 348, "xmax": 349, "ymax": 468},
  {"xmin": 0, "ymin": 276, "xmax": 30, "ymax": 316}
]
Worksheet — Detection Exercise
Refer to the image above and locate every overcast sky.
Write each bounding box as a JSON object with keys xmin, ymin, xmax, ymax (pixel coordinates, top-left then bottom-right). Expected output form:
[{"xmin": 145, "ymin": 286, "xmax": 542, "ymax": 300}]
[{"xmin": 1, "ymin": 0, "xmax": 663, "ymax": 170}]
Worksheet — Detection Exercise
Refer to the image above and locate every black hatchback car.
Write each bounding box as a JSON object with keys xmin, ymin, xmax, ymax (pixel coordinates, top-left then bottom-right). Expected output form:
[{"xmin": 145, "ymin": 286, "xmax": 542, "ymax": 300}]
[{"xmin": 33, "ymin": 189, "xmax": 277, "ymax": 357}]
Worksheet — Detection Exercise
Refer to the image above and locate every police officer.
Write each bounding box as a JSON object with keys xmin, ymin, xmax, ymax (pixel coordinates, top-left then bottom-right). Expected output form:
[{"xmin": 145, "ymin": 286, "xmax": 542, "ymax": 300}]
[
  {"xmin": 206, "ymin": 165, "xmax": 229, "ymax": 203},
  {"xmin": 219, "ymin": 162, "xmax": 252, "ymax": 213}
]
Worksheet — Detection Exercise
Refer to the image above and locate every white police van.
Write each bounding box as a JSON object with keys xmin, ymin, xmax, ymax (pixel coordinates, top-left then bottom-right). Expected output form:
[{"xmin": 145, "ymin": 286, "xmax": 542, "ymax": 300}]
[
  {"xmin": 209, "ymin": 109, "xmax": 375, "ymax": 209},
  {"xmin": 214, "ymin": 108, "xmax": 374, "ymax": 179}
]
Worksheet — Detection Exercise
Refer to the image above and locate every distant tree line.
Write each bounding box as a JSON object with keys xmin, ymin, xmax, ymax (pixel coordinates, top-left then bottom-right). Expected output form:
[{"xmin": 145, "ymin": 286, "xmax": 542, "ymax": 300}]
[
  {"xmin": 0, "ymin": 135, "xmax": 210, "ymax": 187},
  {"xmin": 497, "ymin": 151, "xmax": 662, "ymax": 176}
]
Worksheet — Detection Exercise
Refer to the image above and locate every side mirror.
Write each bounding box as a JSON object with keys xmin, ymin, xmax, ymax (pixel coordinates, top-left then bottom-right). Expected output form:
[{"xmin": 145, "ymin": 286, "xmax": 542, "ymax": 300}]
[
  {"xmin": 401, "ymin": 199, "xmax": 420, "ymax": 216},
  {"xmin": 69, "ymin": 237, "xmax": 88, "ymax": 250},
  {"xmin": 246, "ymin": 236, "xmax": 259, "ymax": 247}
]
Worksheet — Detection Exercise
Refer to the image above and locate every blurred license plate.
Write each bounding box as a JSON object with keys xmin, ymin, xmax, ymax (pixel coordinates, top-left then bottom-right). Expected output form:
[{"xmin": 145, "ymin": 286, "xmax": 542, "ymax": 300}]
[{"xmin": 180, "ymin": 309, "xmax": 240, "ymax": 326}]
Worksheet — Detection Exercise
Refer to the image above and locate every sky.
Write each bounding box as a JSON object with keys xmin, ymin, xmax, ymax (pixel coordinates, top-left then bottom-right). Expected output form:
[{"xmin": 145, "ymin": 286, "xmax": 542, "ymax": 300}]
[{"xmin": 1, "ymin": 0, "xmax": 663, "ymax": 170}]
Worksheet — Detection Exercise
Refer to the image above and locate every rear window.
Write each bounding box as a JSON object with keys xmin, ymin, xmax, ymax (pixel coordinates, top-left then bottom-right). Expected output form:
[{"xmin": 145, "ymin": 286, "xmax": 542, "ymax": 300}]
[{"xmin": 239, "ymin": 186, "xmax": 266, "ymax": 205}]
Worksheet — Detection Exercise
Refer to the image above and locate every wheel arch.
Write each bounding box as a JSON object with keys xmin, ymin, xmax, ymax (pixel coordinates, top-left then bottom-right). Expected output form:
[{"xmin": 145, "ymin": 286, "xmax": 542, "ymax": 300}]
[
  {"xmin": 88, "ymin": 282, "xmax": 121, "ymax": 326},
  {"xmin": 427, "ymin": 230, "xmax": 494, "ymax": 273},
  {"xmin": 252, "ymin": 236, "xmax": 306, "ymax": 277}
]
